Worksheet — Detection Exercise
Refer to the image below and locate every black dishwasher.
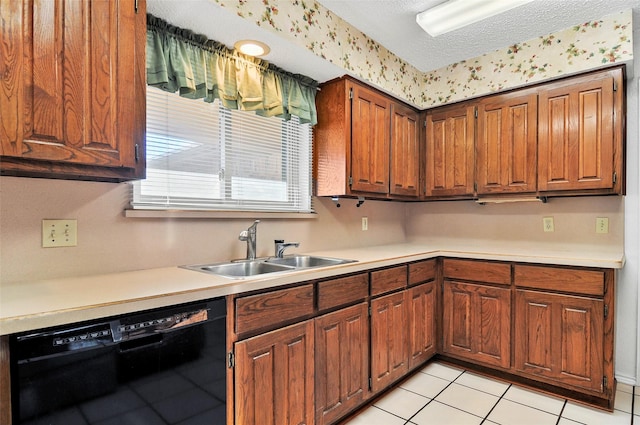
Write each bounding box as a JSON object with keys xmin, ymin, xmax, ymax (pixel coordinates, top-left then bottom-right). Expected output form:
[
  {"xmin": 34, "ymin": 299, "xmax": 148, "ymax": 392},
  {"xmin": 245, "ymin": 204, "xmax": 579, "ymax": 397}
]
[{"xmin": 10, "ymin": 297, "xmax": 227, "ymax": 425}]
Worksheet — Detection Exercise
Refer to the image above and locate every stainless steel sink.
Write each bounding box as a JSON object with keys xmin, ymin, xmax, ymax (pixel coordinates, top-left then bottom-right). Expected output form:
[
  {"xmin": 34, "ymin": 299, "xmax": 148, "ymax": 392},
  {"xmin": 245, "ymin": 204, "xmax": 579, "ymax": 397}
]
[
  {"xmin": 183, "ymin": 255, "xmax": 356, "ymax": 278},
  {"xmin": 184, "ymin": 260, "xmax": 294, "ymax": 278},
  {"xmin": 266, "ymin": 255, "xmax": 356, "ymax": 268}
]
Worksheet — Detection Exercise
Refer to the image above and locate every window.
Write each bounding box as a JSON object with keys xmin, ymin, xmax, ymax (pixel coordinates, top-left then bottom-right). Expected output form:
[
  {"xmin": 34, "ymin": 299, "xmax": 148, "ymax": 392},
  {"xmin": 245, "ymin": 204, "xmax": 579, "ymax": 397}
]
[{"xmin": 132, "ymin": 87, "xmax": 313, "ymax": 213}]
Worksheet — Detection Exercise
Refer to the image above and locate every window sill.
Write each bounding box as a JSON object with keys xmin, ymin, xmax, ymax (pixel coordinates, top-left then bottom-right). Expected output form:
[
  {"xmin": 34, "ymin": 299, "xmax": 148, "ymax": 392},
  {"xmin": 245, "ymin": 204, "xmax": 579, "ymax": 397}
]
[{"xmin": 124, "ymin": 209, "xmax": 317, "ymax": 219}]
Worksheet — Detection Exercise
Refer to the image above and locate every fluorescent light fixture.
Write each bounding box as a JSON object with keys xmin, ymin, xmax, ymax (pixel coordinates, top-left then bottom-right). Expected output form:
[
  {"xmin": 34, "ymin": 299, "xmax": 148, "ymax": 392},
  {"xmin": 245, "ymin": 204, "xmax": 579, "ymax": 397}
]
[
  {"xmin": 234, "ymin": 40, "xmax": 271, "ymax": 57},
  {"xmin": 416, "ymin": 0, "xmax": 535, "ymax": 37}
]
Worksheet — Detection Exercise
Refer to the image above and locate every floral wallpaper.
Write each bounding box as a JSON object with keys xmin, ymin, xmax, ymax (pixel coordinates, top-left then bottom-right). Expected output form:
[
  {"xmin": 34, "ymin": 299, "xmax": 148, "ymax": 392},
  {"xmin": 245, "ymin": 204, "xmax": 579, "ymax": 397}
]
[
  {"xmin": 214, "ymin": 1, "xmax": 633, "ymax": 108},
  {"xmin": 421, "ymin": 11, "xmax": 633, "ymax": 107}
]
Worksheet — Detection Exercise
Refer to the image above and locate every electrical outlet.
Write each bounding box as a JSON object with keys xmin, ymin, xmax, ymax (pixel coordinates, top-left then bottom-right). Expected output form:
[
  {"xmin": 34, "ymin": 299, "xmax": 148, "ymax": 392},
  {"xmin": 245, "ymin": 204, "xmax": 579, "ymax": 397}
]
[
  {"xmin": 543, "ymin": 217, "xmax": 554, "ymax": 232},
  {"xmin": 596, "ymin": 217, "xmax": 609, "ymax": 234},
  {"xmin": 361, "ymin": 217, "xmax": 368, "ymax": 231},
  {"xmin": 42, "ymin": 219, "xmax": 77, "ymax": 247}
]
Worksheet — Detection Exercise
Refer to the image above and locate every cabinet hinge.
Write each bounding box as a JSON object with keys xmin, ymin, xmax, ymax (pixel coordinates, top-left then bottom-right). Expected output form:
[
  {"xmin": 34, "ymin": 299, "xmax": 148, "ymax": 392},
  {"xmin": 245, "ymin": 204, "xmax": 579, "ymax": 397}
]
[
  {"xmin": 604, "ymin": 304, "xmax": 609, "ymax": 318},
  {"xmin": 613, "ymin": 81, "xmax": 618, "ymax": 92},
  {"xmin": 135, "ymin": 0, "xmax": 138, "ymax": 13},
  {"xmin": 423, "ymin": 119, "xmax": 427, "ymax": 128},
  {"xmin": 613, "ymin": 171, "xmax": 617, "ymax": 184},
  {"xmin": 349, "ymin": 176, "xmax": 353, "ymax": 186},
  {"xmin": 474, "ymin": 182, "xmax": 477, "ymax": 192},
  {"xmin": 474, "ymin": 106, "xmax": 478, "ymax": 118},
  {"xmin": 368, "ymin": 305, "xmax": 372, "ymax": 316},
  {"xmin": 349, "ymin": 88, "xmax": 353, "ymax": 100},
  {"xmin": 135, "ymin": 144, "xmax": 140, "ymax": 162},
  {"xmin": 603, "ymin": 375, "xmax": 608, "ymax": 389},
  {"xmin": 368, "ymin": 377, "xmax": 372, "ymax": 390},
  {"xmin": 228, "ymin": 351, "xmax": 235, "ymax": 368}
]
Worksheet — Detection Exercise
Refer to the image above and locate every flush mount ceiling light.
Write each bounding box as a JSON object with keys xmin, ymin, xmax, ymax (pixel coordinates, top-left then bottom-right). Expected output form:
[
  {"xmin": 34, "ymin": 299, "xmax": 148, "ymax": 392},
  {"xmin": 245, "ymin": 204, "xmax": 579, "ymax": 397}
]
[
  {"xmin": 234, "ymin": 40, "xmax": 271, "ymax": 57},
  {"xmin": 416, "ymin": 0, "xmax": 535, "ymax": 37}
]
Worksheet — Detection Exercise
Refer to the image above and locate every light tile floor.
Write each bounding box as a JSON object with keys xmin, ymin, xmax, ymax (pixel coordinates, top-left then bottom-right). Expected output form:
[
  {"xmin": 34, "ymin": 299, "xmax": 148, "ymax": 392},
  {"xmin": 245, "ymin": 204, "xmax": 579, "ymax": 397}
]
[{"xmin": 342, "ymin": 362, "xmax": 638, "ymax": 425}]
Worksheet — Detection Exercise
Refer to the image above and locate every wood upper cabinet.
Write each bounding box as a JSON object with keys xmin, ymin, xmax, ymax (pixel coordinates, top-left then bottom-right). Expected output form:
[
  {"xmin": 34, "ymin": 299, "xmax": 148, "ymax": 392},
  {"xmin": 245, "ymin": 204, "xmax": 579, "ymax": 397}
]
[
  {"xmin": 443, "ymin": 280, "xmax": 511, "ymax": 369},
  {"xmin": 0, "ymin": 0, "xmax": 146, "ymax": 181},
  {"xmin": 477, "ymin": 89, "xmax": 538, "ymax": 194},
  {"xmin": 425, "ymin": 102, "xmax": 475, "ymax": 197},
  {"xmin": 314, "ymin": 76, "xmax": 420, "ymax": 199},
  {"xmin": 315, "ymin": 302, "xmax": 369, "ymax": 425},
  {"xmin": 235, "ymin": 320, "xmax": 315, "ymax": 425},
  {"xmin": 538, "ymin": 67, "xmax": 624, "ymax": 194},
  {"xmin": 370, "ymin": 290, "xmax": 409, "ymax": 393},
  {"xmin": 350, "ymin": 83, "xmax": 391, "ymax": 194},
  {"xmin": 390, "ymin": 103, "xmax": 420, "ymax": 197}
]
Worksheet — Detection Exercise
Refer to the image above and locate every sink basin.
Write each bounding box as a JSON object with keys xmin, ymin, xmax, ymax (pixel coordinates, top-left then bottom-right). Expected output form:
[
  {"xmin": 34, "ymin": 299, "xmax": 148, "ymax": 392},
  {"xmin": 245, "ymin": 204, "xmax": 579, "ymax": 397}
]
[
  {"xmin": 183, "ymin": 255, "xmax": 356, "ymax": 279},
  {"xmin": 266, "ymin": 255, "xmax": 356, "ymax": 268},
  {"xmin": 184, "ymin": 260, "xmax": 294, "ymax": 278}
]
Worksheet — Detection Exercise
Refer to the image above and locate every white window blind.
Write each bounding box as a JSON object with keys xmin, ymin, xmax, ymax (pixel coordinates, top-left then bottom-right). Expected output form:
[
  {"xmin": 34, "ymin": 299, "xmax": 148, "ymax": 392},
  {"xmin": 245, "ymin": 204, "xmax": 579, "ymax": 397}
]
[{"xmin": 132, "ymin": 87, "xmax": 313, "ymax": 212}]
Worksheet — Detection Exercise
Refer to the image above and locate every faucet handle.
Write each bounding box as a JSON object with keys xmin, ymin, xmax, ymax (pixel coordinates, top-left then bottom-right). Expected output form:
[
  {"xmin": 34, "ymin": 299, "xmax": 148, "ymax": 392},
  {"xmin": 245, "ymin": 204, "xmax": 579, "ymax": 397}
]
[
  {"xmin": 274, "ymin": 240, "xmax": 300, "ymax": 258},
  {"xmin": 239, "ymin": 230, "xmax": 249, "ymax": 241}
]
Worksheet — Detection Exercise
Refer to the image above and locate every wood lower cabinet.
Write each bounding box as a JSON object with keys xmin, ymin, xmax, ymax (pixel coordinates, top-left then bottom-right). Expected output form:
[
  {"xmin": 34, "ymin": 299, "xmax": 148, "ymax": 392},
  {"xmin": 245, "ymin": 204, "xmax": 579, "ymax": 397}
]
[
  {"xmin": 408, "ymin": 281, "xmax": 437, "ymax": 369},
  {"xmin": 315, "ymin": 302, "xmax": 369, "ymax": 425},
  {"xmin": 443, "ymin": 281, "xmax": 511, "ymax": 369},
  {"xmin": 513, "ymin": 264, "xmax": 615, "ymax": 401},
  {"xmin": 514, "ymin": 290, "xmax": 604, "ymax": 392},
  {"xmin": 234, "ymin": 320, "xmax": 315, "ymax": 425},
  {"xmin": 226, "ymin": 258, "xmax": 616, "ymax": 425},
  {"xmin": 370, "ymin": 290, "xmax": 409, "ymax": 392},
  {"xmin": 0, "ymin": 0, "xmax": 146, "ymax": 181}
]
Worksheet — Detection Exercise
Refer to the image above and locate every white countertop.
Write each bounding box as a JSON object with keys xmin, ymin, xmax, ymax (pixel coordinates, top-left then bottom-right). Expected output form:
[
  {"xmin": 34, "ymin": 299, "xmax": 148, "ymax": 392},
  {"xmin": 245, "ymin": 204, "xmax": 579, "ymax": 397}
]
[{"xmin": 0, "ymin": 242, "xmax": 624, "ymax": 336}]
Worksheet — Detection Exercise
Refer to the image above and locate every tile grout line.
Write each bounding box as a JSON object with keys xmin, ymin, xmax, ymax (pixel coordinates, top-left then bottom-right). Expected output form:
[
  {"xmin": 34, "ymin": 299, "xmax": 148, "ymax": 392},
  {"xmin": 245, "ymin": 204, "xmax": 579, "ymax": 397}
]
[
  {"xmin": 403, "ymin": 371, "xmax": 464, "ymax": 424},
  {"xmin": 480, "ymin": 382, "xmax": 512, "ymax": 424},
  {"xmin": 555, "ymin": 399, "xmax": 568, "ymax": 425}
]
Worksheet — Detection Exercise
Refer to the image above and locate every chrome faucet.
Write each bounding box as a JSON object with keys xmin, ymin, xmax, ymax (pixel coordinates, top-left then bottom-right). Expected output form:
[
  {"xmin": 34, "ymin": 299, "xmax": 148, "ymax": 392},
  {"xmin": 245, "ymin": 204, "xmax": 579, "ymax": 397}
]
[
  {"xmin": 238, "ymin": 220, "xmax": 260, "ymax": 260},
  {"xmin": 274, "ymin": 239, "xmax": 300, "ymax": 258}
]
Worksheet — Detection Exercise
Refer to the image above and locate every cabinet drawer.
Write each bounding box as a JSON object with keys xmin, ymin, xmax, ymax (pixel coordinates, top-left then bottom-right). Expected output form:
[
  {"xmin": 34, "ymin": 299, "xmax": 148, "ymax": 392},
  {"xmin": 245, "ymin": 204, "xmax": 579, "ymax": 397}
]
[
  {"xmin": 408, "ymin": 259, "xmax": 437, "ymax": 286},
  {"xmin": 514, "ymin": 265, "xmax": 605, "ymax": 296},
  {"xmin": 443, "ymin": 259, "xmax": 511, "ymax": 286},
  {"xmin": 371, "ymin": 265, "xmax": 407, "ymax": 296},
  {"xmin": 318, "ymin": 273, "xmax": 369, "ymax": 311},
  {"xmin": 235, "ymin": 284, "xmax": 315, "ymax": 335}
]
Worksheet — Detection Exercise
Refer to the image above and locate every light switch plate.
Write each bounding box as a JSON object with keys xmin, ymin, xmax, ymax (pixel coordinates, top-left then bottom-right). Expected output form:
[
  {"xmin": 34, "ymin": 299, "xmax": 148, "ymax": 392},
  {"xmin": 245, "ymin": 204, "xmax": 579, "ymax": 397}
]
[
  {"xmin": 42, "ymin": 219, "xmax": 77, "ymax": 247},
  {"xmin": 362, "ymin": 216, "xmax": 368, "ymax": 231}
]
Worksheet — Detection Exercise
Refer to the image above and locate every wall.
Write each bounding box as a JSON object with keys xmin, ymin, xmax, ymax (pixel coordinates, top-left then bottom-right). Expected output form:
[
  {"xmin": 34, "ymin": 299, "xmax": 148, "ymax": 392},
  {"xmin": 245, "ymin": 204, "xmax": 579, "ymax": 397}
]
[
  {"xmin": 406, "ymin": 196, "xmax": 623, "ymax": 256},
  {"xmin": 0, "ymin": 177, "xmax": 406, "ymax": 284}
]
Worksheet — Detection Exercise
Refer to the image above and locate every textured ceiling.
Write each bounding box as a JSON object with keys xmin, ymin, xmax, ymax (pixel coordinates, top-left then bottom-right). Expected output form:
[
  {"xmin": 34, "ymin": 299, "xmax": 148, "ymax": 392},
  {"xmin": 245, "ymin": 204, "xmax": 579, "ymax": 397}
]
[
  {"xmin": 317, "ymin": 0, "xmax": 640, "ymax": 72},
  {"xmin": 147, "ymin": 0, "xmax": 639, "ymax": 82}
]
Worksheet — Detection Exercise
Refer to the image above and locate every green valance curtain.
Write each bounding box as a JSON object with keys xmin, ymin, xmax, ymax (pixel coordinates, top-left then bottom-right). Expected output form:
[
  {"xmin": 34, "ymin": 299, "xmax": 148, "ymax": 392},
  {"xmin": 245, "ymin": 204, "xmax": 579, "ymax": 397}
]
[{"xmin": 146, "ymin": 14, "xmax": 318, "ymax": 125}]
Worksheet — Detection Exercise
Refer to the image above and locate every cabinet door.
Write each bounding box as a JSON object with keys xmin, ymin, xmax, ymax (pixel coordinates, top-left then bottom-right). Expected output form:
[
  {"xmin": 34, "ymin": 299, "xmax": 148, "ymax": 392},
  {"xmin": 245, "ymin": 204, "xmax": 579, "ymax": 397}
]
[
  {"xmin": 538, "ymin": 69, "xmax": 621, "ymax": 192},
  {"xmin": 443, "ymin": 281, "xmax": 511, "ymax": 368},
  {"xmin": 370, "ymin": 291, "xmax": 409, "ymax": 393},
  {"xmin": 315, "ymin": 302, "xmax": 369, "ymax": 425},
  {"xmin": 390, "ymin": 103, "xmax": 420, "ymax": 197},
  {"xmin": 408, "ymin": 282, "xmax": 437, "ymax": 369},
  {"xmin": 477, "ymin": 90, "xmax": 537, "ymax": 194},
  {"xmin": 514, "ymin": 290, "xmax": 604, "ymax": 393},
  {"xmin": 350, "ymin": 84, "xmax": 390, "ymax": 194},
  {"xmin": 235, "ymin": 320, "xmax": 315, "ymax": 425},
  {"xmin": 1, "ymin": 0, "xmax": 145, "ymax": 181},
  {"xmin": 425, "ymin": 103, "xmax": 475, "ymax": 197}
]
